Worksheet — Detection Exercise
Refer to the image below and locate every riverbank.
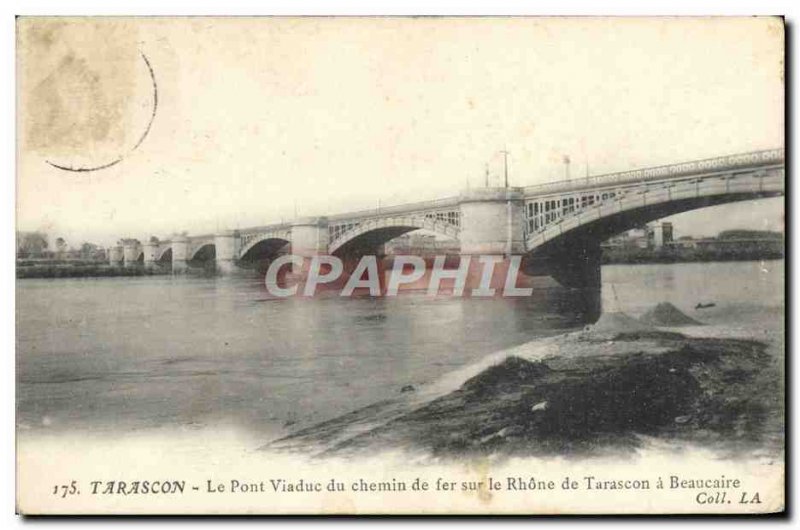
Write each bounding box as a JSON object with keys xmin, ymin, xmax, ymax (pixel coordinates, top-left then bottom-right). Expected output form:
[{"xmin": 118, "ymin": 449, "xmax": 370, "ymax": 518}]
[
  {"xmin": 269, "ymin": 306, "xmax": 783, "ymax": 460},
  {"xmin": 16, "ymin": 263, "xmax": 172, "ymax": 279},
  {"xmin": 601, "ymin": 247, "xmax": 783, "ymax": 265}
]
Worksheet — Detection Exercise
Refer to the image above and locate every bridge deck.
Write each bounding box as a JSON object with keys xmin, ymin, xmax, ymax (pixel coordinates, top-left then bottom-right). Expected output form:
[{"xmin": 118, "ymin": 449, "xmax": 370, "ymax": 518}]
[
  {"xmin": 155, "ymin": 147, "xmax": 784, "ymax": 245},
  {"xmin": 522, "ymin": 148, "xmax": 784, "ymax": 198}
]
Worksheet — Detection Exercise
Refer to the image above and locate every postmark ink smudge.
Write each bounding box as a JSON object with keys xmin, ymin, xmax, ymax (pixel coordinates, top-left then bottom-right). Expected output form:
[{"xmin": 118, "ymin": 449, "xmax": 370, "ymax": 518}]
[{"xmin": 45, "ymin": 50, "xmax": 158, "ymax": 173}]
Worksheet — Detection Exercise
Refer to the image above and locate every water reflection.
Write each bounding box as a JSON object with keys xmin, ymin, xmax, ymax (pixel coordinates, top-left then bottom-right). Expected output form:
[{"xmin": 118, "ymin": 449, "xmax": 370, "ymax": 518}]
[
  {"xmin": 17, "ymin": 275, "xmax": 597, "ymax": 437},
  {"xmin": 16, "ymin": 260, "xmax": 782, "ymax": 439}
]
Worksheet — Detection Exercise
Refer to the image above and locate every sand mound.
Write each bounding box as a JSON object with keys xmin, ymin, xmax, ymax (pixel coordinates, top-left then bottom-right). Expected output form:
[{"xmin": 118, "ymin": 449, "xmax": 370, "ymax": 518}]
[
  {"xmin": 639, "ymin": 302, "xmax": 702, "ymax": 327},
  {"xmin": 272, "ymin": 334, "xmax": 774, "ymax": 459},
  {"xmin": 587, "ymin": 311, "xmax": 654, "ymax": 335}
]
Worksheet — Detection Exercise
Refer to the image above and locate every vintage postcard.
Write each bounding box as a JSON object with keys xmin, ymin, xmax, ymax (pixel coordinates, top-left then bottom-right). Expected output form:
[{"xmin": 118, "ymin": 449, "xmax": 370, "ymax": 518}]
[{"xmin": 15, "ymin": 16, "xmax": 785, "ymax": 515}]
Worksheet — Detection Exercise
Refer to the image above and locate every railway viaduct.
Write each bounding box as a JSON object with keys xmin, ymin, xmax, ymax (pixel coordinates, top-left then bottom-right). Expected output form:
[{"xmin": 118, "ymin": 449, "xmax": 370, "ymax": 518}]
[{"xmin": 108, "ymin": 148, "xmax": 785, "ymax": 288}]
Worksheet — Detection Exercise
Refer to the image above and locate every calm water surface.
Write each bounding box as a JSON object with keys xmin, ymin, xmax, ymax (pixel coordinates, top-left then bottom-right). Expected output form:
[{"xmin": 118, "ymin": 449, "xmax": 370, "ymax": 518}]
[{"xmin": 17, "ymin": 260, "xmax": 784, "ymax": 440}]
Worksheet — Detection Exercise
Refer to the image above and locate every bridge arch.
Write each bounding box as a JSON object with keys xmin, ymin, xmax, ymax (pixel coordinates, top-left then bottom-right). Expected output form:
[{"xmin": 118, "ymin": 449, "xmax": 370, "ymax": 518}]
[
  {"xmin": 522, "ymin": 170, "xmax": 783, "ymax": 288},
  {"xmin": 328, "ymin": 216, "xmax": 460, "ymax": 256},
  {"xmin": 526, "ymin": 170, "xmax": 783, "ymax": 255},
  {"xmin": 238, "ymin": 237, "xmax": 291, "ymax": 264},
  {"xmin": 188, "ymin": 243, "xmax": 216, "ymax": 263},
  {"xmin": 156, "ymin": 246, "xmax": 172, "ymax": 264}
]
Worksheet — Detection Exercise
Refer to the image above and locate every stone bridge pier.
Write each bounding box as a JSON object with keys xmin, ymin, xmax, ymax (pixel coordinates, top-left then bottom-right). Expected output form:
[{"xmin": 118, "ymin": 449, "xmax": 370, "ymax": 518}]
[
  {"xmin": 108, "ymin": 245, "xmax": 124, "ymax": 267},
  {"xmin": 523, "ymin": 241, "xmax": 602, "ymax": 290},
  {"xmin": 171, "ymin": 235, "xmax": 189, "ymax": 274},
  {"xmin": 122, "ymin": 240, "xmax": 141, "ymax": 268},
  {"xmin": 459, "ymin": 187, "xmax": 601, "ymax": 291},
  {"xmin": 215, "ymin": 230, "xmax": 238, "ymax": 275},
  {"xmin": 459, "ymin": 188, "xmax": 526, "ymax": 256},
  {"xmin": 142, "ymin": 241, "xmax": 159, "ymax": 270},
  {"xmin": 290, "ymin": 217, "xmax": 329, "ymax": 273}
]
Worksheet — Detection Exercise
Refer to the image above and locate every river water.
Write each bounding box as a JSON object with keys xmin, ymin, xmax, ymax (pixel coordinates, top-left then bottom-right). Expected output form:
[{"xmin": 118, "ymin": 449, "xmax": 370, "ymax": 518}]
[{"xmin": 16, "ymin": 260, "xmax": 784, "ymax": 443}]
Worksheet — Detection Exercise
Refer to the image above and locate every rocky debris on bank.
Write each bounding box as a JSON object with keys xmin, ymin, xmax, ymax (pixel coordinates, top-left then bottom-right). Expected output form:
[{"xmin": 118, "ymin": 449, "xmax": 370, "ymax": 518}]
[
  {"xmin": 639, "ymin": 302, "xmax": 703, "ymax": 327},
  {"xmin": 267, "ymin": 306, "xmax": 779, "ymax": 460},
  {"xmin": 582, "ymin": 311, "xmax": 654, "ymax": 338}
]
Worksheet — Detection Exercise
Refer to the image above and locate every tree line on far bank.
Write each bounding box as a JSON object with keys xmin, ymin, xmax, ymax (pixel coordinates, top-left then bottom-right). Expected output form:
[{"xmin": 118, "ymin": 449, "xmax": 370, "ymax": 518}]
[
  {"xmin": 17, "ymin": 231, "xmax": 106, "ymax": 262},
  {"xmin": 602, "ymin": 230, "xmax": 784, "ymax": 265}
]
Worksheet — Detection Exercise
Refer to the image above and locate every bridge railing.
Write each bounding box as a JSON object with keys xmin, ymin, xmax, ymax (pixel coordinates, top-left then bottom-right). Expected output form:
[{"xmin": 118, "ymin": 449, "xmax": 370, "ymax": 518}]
[
  {"xmin": 237, "ymin": 223, "xmax": 293, "ymax": 235},
  {"xmin": 526, "ymin": 167, "xmax": 784, "ymax": 250},
  {"xmin": 327, "ymin": 195, "xmax": 461, "ymax": 223},
  {"xmin": 523, "ymin": 148, "xmax": 784, "ymax": 197}
]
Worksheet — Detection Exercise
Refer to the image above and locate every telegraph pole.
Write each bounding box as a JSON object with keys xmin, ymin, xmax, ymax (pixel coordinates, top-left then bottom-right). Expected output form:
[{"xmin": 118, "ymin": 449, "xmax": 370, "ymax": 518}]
[
  {"xmin": 484, "ymin": 163, "xmax": 489, "ymax": 188},
  {"xmin": 498, "ymin": 149, "xmax": 512, "ymax": 257},
  {"xmin": 585, "ymin": 153, "xmax": 590, "ymax": 180},
  {"xmin": 500, "ymin": 149, "xmax": 510, "ymax": 188}
]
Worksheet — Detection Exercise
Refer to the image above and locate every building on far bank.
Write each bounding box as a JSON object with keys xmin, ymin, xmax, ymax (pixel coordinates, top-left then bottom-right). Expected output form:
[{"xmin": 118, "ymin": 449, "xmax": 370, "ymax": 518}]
[
  {"xmin": 692, "ymin": 230, "xmax": 783, "ymax": 255},
  {"xmin": 602, "ymin": 222, "xmax": 673, "ymax": 250},
  {"xmin": 653, "ymin": 222, "xmax": 673, "ymax": 248},
  {"xmin": 601, "ymin": 226, "xmax": 783, "ymax": 263},
  {"xmin": 673, "ymin": 236, "xmax": 697, "ymax": 249}
]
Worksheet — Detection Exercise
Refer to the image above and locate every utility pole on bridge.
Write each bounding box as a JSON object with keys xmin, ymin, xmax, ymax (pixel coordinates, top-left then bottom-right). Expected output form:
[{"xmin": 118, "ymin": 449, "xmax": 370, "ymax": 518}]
[
  {"xmin": 500, "ymin": 149, "xmax": 510, "ymax": 188},
  {"xmin": 496, "ymin": 148, "xmax": 512, "ymax": 257}
]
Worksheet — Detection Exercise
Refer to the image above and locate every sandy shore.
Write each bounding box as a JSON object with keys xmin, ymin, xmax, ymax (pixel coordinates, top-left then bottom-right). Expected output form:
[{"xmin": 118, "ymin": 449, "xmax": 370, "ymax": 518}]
[
  {"xmin": 15, "ymin": 302, "xmax": 784, "ymax": 514},
  {"xmin": 268, "ymin": 305, "xmax": 784, "ymax": 461}
]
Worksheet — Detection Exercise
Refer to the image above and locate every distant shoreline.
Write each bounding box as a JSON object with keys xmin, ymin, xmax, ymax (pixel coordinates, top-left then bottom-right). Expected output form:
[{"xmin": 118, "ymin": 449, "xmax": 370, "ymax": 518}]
[
  {"xmin": 15, "ymin": 263, "xmax": 172, "ymax": 279},
  {"xmin": 601, "ymin": 249, "xmax": 784, "ymax": 265},
  {"xmin": 16, "ymin": 254, "xmax": 785, "ymax": 279}
]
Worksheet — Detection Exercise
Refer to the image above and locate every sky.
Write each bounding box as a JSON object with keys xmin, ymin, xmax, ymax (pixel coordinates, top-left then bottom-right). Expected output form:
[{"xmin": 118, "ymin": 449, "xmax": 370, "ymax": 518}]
[{"xmin": 16, "ymin": 17, "xmax": 784, "ymax": 247}]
